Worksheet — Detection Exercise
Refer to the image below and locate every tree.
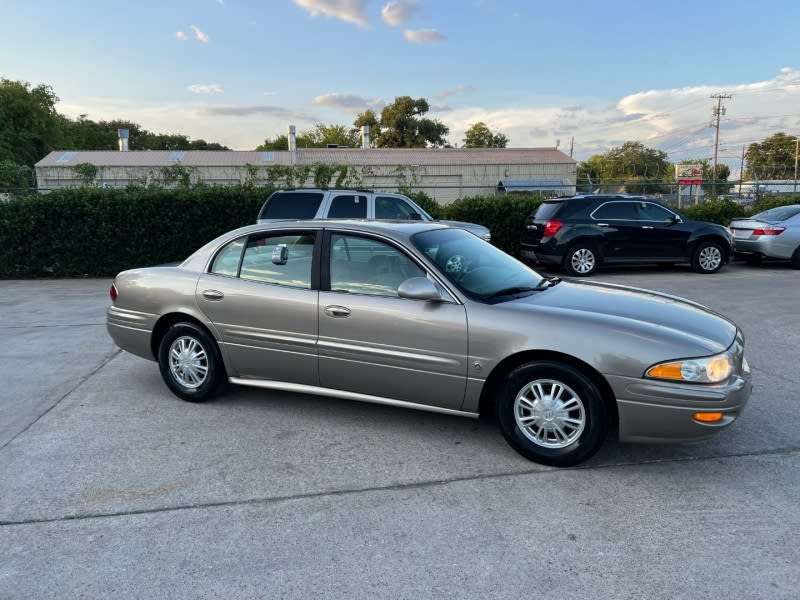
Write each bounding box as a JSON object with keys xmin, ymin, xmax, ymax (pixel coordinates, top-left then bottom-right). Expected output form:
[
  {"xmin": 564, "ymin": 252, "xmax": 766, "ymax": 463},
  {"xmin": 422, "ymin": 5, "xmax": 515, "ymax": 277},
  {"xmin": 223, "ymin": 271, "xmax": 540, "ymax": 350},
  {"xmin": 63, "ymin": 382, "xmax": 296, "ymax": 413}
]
[
  {"xmin": 745, "ymin": 132, "xmax": 798, "ymax": 180},
  {"xmin": 463, "ymin": 122, "xmax": 509, "ymax": 148},
  {"xmin": 577, "ymin": 154, "xmax": 605, "ymax": 192},
  {"xmin": 582, "ymin": 141, "xmax": 672, "ymax": 193},
  {"xmin": 189, "ymin": 139, "xmax": 230, "ymax": 151},
  {"xmin": 356, "ymin": 96, "xmax": 449, "ymax": 148},
  {"xmin": 353, "ymin": 109, "xmax": 382, "ymax": 147},
  {"xmin": 0, "ymin": 78, "xmax": 62, "ymax": 167},
  {"xmin": 307, "ymin": 123, "xmax": 360, "ymax": 147},
  {"xmin": 0, "ymin": 159, "xmax": 33, "ymax": 189}
]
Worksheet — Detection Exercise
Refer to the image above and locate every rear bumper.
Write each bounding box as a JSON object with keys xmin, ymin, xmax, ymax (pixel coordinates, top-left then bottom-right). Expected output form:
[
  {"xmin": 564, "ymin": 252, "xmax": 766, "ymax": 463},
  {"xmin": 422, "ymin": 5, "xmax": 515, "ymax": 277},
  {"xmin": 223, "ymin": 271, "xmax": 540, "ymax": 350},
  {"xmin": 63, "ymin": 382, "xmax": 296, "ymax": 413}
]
[
  {"xmin": 733, "ymin": 238, "xmax": 790, "ymax": 260},
  {"xmin": 107, "ymin": 307, "xmax": 157, "ymax": 361},
  {"xmin": 519, "ymin": 244, "xmax": 561, "ymax": 265},
  {"xmin": 607, "ymin": 372, "xmax": 752, "ymax": 443}
]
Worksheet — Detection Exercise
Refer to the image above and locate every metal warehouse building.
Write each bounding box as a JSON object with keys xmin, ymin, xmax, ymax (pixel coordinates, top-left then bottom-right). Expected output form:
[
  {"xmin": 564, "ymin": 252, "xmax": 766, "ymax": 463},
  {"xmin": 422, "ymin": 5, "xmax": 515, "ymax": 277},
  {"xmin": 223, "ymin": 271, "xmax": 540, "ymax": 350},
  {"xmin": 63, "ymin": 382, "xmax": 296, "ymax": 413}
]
[{"xmin": 35, "ymin": 146, "xmax": 577, "ymax": 204}]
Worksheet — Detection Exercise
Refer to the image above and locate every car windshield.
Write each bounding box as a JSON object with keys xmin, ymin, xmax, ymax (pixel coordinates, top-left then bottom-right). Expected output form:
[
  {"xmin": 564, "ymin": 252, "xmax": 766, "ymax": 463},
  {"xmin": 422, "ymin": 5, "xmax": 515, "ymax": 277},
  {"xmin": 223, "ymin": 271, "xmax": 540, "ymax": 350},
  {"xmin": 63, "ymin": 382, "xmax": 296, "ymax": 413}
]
[{"xmin": 413, "ymin": 228, "xmax": 544, "ymax": 302}]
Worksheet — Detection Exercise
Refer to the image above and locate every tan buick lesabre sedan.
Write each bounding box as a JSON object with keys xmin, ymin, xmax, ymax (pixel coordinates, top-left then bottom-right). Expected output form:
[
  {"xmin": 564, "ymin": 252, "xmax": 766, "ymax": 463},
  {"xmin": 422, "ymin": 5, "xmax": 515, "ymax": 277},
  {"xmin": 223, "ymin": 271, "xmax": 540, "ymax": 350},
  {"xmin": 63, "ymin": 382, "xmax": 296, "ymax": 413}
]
[{"xmin": 107, "ymin": 220, "xmax": 752, "ymax": 466}]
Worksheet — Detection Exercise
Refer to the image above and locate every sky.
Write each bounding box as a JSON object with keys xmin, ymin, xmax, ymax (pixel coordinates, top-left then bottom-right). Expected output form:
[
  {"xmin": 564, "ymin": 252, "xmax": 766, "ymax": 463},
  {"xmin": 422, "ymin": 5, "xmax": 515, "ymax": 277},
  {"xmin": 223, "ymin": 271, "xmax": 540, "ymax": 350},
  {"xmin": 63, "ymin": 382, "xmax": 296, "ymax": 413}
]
[{"xmin": 2, "ymin": 0, "xmax": 800, "ymax": 176}]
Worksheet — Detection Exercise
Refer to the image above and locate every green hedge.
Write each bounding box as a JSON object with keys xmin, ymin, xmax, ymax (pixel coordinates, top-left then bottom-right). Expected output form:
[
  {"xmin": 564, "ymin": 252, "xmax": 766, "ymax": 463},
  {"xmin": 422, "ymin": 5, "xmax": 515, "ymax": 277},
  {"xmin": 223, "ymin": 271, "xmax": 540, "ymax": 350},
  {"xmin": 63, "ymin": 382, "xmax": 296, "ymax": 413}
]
[
  {"xmin": 2, "ymin": 187, "xmax": 798, "ymax": 278},
  {"xmin": 0, "ymin": 186, "xmax": 267, "ymax": 278}
]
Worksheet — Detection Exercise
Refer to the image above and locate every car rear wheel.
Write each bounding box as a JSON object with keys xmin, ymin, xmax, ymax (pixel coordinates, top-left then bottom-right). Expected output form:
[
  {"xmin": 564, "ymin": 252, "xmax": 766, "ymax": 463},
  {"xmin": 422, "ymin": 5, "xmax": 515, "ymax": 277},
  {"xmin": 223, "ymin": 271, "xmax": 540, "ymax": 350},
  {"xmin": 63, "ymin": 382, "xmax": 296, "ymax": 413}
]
[
  {"xmin": 495, "ymin": 361, "xmax": 607, "ymax": 467},
  {"xmin": 692, "ymin": 241, "xmax": 724, "ymax": 274},
  {"xmin": 791, "ymin": 247, "xmax": 800, "ymax": 269},
  {"xmin": 563, "ymin": 244, "xmax": 598, "ymax": 277},
  {"xmin": 158, "ymin": 322, "xmax": 225, "ymax": 402}
]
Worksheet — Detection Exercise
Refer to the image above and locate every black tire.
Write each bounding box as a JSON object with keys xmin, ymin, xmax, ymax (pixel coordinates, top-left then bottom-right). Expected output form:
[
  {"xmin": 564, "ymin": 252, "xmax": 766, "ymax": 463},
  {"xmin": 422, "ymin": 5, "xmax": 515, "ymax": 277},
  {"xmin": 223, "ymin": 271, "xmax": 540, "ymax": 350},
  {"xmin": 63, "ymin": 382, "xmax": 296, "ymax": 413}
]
[
  {"xmin": 563, "ymin": 244, "xmax": 598, "ymax": 277},
  {"xmin": 791, "ymin": 247, "xmax": 800, "ymax": 269},
  {"xmin": 158, "ymin": 322, "xmax": 225, "ymax": 402},
  {"xmin": 495, "ymin": 361, "xmax": 608, "ymax": 467},
  {"xmin": 691, "ymin": 241, "xmax": 725, "ymax": 274}
]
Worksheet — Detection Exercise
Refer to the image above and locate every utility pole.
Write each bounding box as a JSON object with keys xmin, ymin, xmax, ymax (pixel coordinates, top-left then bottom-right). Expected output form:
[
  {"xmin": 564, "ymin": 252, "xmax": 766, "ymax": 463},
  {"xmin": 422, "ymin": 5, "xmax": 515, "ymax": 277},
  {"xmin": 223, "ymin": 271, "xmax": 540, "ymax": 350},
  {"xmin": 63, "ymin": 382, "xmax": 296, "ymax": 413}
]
[
  {"xmin": 710, "ymin": 93, "xmax": 732, "ymax": 197},
  {"xmin": 569, "ymin": 137, "xmax": 574, "ymax": 158},
  {"xmin": 739, "ymin": 145, "xmax": 745, "ymax": 197},
  {"xmin": 794, "ymin": 136, "xmax": 799, "ymax": 193}
]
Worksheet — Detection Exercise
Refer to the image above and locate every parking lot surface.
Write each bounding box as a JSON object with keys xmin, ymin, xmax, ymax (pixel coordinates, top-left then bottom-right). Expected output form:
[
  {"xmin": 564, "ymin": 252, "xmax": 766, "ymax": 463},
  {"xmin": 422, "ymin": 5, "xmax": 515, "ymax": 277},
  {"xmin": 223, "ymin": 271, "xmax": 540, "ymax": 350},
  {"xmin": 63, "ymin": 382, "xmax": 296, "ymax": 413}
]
[{"xmin": 1, "ymin": 262, "xmax": 798, "ymax": 599}]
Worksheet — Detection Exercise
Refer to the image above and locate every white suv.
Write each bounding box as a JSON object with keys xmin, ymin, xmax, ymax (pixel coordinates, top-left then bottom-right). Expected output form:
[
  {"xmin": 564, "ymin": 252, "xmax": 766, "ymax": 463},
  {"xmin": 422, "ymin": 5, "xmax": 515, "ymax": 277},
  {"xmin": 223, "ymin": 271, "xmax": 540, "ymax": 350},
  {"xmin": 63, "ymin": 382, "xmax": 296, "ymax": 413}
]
[{"xmin": 257, "ymin": 189, "xmax": 491, "ymax": 241}]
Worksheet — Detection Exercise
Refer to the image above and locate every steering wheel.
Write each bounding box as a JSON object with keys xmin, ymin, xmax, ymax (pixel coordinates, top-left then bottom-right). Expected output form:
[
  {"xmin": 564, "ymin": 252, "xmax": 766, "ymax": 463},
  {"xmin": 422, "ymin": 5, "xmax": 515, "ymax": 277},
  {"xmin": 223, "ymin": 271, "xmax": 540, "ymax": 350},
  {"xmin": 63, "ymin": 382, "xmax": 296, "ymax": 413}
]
[{"xmin": 444, "ymin": 254, "xmax": 469, "ymax": 277}]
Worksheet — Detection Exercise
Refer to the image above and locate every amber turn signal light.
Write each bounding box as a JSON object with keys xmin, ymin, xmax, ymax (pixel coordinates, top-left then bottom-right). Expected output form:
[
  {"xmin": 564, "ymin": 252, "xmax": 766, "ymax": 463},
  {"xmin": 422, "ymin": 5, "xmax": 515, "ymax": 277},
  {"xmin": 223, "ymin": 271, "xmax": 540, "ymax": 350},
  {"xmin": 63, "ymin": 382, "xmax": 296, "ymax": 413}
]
[{"xmin": 693, "ymin": 412, "xmax": 724, "ymax": 423}]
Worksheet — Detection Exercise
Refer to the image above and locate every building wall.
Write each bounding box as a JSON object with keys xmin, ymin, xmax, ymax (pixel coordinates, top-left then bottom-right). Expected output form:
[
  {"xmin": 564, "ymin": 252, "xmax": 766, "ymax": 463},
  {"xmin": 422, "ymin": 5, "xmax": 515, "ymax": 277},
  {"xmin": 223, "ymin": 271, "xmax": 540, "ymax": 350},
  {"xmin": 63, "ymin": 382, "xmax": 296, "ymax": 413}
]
[{"xmin": 36, "ymin": 159, "xmax": 577, "ymax": 204}]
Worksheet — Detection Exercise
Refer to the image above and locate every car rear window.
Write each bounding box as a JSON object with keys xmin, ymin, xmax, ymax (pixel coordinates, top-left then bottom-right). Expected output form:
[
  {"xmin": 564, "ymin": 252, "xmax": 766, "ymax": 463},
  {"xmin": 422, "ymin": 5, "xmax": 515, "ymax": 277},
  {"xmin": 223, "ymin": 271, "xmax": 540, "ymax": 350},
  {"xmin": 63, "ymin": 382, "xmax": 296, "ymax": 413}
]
[
  {"xmin": 533, "ymin": 201, "xmax": 565, "ymax": 220},
  {"xmin": 755, "ymin": 205, "xmax": 800, "ymax": 222},
  {"xmin": 259, "ymin": 192, "xmax": 323, "ymax": 219}
]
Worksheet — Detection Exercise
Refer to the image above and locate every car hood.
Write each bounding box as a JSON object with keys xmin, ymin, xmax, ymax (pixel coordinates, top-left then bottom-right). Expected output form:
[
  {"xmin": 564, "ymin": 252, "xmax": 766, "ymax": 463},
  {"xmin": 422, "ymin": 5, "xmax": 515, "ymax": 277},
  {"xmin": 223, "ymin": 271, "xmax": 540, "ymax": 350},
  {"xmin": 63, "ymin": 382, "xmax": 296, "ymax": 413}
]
[{"xmin": 503, "ymin": 279, "xmax": 737, "ymax": 354}]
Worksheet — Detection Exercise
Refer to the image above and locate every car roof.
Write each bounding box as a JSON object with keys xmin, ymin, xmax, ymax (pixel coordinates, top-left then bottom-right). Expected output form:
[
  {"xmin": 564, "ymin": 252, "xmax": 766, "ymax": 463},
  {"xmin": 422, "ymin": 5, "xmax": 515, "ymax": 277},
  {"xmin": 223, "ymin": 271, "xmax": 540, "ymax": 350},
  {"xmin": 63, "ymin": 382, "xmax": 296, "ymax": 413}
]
[
  {"xmin": 227, "ymin": 218, "xmax": 448, "ymax": 239},
  {"xmin": 271, "ymin": 188, "xmax": 407, "ymax": 196}
]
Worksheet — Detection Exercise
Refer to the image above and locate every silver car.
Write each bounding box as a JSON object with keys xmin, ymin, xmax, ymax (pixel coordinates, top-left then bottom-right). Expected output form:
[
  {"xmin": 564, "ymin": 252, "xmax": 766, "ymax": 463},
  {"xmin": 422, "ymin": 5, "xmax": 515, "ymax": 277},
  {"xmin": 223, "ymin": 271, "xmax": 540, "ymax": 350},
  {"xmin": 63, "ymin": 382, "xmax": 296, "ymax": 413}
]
[
  {"xmin": 729, "ymin": 204, "xmax": 800, "ymax": 267},
  {"xmin": 107, "ymin": 221, "xmax": 751, "ymax": 467}
]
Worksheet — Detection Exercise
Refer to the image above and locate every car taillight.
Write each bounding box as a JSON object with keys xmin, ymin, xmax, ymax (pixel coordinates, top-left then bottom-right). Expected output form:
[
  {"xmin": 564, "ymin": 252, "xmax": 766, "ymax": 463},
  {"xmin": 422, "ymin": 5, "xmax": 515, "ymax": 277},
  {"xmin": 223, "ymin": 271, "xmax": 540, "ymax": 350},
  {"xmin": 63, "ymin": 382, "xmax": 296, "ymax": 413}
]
[
  {"xmin": 543, "ymin": 220, "xmax": 563, "ymax": 237},
  {"xmin": 110, "ymin": 284, "xmax": 118, "ymax": 302},
  {"xmin": 753, "ymin": 227, "xmax": 785, "ymax": 236}
]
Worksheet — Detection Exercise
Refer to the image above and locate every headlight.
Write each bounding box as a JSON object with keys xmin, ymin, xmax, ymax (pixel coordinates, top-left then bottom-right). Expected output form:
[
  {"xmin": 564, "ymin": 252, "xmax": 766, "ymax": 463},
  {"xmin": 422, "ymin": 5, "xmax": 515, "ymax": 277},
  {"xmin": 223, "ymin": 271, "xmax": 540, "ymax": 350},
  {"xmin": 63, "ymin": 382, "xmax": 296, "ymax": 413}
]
[{"xmin": 646, "ymin": 351, "xmax": 733, "ymax": 384}]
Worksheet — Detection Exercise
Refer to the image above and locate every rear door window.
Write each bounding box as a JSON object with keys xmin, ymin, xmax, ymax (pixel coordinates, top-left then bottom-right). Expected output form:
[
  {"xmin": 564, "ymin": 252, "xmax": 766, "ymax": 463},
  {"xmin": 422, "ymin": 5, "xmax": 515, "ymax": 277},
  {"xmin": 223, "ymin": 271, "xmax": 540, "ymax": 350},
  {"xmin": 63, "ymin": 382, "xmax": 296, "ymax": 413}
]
[
  {"xmin": 327, "ymin": 195, "xmax": 367, "ymax": 218},
  {"xmin": 592, "ymin": 202, "xmax": 637, "ymax": 220},
  {"xmin": 260, "ymin": 192, "xmax": 323, "ymax": 219}
]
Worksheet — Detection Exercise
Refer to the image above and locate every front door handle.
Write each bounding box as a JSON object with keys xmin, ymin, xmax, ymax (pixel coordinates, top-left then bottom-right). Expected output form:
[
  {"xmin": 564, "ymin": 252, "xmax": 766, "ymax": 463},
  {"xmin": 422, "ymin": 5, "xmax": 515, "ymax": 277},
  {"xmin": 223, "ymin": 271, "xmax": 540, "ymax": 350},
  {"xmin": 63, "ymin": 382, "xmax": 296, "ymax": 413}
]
[
  {"xmin": 202, "ymin": 289, "xmax": 225, "ymax": 301},
  {"xmin": 324, "ymin": 305, "xmax": 351, "ymax": 318},
  {"xmin": 597, "ymin": 223, "xmax": 610, "ymax": 227},
  {"xmin": 641, "ymin": 225, "xmax": 654, "ymax": 229}
]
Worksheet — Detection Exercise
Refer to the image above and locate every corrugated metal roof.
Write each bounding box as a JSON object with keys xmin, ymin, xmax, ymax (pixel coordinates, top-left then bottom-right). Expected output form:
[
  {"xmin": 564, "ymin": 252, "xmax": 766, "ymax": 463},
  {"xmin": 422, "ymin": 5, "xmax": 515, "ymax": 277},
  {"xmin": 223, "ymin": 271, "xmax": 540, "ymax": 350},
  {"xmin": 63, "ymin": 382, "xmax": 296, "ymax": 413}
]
[{"xmin": 36, "ymin": 148, "xmax": 575, "ymax": 168}]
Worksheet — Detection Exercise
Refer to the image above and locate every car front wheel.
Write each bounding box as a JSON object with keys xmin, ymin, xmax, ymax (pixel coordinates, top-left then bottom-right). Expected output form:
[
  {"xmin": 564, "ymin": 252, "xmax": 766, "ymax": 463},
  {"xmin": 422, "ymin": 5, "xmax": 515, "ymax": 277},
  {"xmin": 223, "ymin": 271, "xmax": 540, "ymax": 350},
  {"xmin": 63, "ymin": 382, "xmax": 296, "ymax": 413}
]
[
  {"xmin": 158, "ymin": 322, "xmax": 225, "ymax": 402},
  {"xmin": 692, "ymin": 241, "xmax": 725, "ymax": 274},
  {"xmin": 563, "ymin": 244, "xmax": 598, "ymax": 276},
  {"xmin": 495, "ymin": 361, "xmax": 608, "ymax": 467},
  {"xmin": 791, "ymin": 246, "xmax": 800, "ymax": 269}
]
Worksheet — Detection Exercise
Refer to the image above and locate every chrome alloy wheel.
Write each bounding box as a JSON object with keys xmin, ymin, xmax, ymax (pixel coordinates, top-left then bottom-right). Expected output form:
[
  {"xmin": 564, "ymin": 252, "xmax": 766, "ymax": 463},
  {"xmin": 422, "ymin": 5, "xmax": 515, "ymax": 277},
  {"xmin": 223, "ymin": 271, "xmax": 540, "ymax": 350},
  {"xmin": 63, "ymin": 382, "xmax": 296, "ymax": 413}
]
[
  {"xmin": 514, "ymin": 379, "xmax": 586, "ymax": 448},
  {"xmin": 697, "ymin": 245, "xmax": 722, "ymax": 272},
  {"xmin": 570, "ymin": 248, "xmax": 595, "ymax": 274},
  {"xmin": 168, "ymin": 336, "xmax": 209, "ymax": 389}
]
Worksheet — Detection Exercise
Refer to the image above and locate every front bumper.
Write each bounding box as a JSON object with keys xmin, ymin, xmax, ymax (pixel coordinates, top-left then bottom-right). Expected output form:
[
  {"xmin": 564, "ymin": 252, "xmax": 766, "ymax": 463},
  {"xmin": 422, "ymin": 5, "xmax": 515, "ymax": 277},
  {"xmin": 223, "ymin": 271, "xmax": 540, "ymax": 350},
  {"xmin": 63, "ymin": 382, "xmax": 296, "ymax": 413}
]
[{"xmin": 607, "ymin": 371, "xmax": 752, "ymax": 443}]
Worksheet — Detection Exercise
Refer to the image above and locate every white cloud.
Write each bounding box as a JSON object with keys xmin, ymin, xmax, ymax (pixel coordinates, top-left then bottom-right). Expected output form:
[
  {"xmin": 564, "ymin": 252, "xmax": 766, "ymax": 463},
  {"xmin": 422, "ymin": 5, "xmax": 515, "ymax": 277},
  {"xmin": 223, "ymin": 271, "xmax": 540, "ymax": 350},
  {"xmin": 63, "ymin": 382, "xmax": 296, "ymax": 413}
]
[
  {"xmin": 175, "ymin": 31, "xmax": 188, "ymax": 40},
  {"xmin": 190, "ymin": 25, "xmax": 210, "ymax": 43},
  {"xmin": 312, "ymin": 93, "xmax": 384, "ymax": 112},
  {"xmin": 404, "ymin": 28, "xmax": 445, "ymax": 43},
  {"xmin": 443, "ymin": 68, "xmax": 800, "ymax": 177},
  {"xmin": 215, "ymin": 0, "xmax": 225, "ymax": 5},
  {"xmin": 187, "ymin": 83, "xmax": 224, "ymax": 94},
  {"xmin": 434, "ymin": 84, "xmax": 471, "ymax": 100},
  {"xmin": 293, "ymin": 0, "xmax": 369, "ymax": 27},
  {"xmin": 381, "ymin": 1, "xmax": 418, "ymax": 26}
]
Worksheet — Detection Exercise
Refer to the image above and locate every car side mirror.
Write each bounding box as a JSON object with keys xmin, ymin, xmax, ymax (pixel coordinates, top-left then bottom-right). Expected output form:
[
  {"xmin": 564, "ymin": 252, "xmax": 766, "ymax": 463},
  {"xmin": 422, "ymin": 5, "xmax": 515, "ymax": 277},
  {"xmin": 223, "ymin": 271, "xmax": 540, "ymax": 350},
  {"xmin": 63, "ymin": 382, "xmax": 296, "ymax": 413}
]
[
  {"xmin": 671, "ymin": 215, "xmax": 682, "ymax": 224},
  {"xmin": 409, "ymin": 212, "xmax": 422, "ymax": 221},
  {"xmin": 398, "ymin": 277, "xmax": 442, "ymax": 301},
  {"xmin": 272, "ymin": 244, "xmax": 289, "ymax": 265}
]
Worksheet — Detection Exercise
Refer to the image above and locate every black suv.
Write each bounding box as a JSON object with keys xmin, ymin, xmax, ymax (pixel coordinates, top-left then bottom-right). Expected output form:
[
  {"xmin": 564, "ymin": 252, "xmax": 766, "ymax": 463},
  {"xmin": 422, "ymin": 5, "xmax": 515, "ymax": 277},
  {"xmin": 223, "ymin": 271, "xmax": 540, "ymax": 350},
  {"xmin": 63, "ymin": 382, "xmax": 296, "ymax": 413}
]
[{"xmin": 519, "ymin": 194, "xmax": 734, "ymax": 276}]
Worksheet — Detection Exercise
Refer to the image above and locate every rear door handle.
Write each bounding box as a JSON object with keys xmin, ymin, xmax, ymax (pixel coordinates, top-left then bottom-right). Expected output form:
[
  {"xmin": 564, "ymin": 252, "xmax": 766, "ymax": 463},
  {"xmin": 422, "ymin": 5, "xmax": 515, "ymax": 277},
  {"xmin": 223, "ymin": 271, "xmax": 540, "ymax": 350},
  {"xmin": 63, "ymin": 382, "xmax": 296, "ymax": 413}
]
[
  {"xmin": 202, "ymin": 289, "xmax": 225, "ymax": 301},
  {"xmin": 597, "ymin": 223, "xmax": 610, "ymax": 227},
  {"xmin": 641, "ymin": 226, "xmax": 654, "ymax": 229},
  {"xmin": 324, "ymin": 305, "xmax": 351, "ymax": 318}
]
